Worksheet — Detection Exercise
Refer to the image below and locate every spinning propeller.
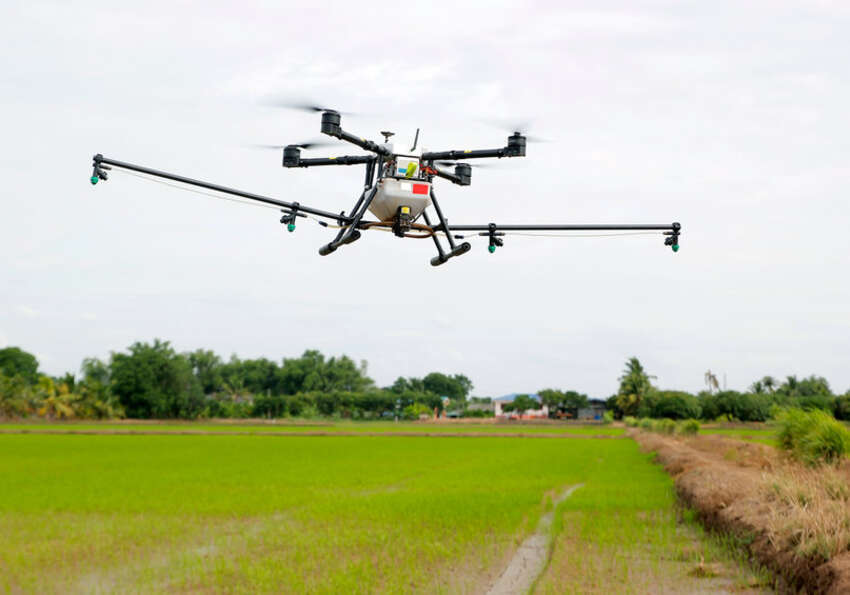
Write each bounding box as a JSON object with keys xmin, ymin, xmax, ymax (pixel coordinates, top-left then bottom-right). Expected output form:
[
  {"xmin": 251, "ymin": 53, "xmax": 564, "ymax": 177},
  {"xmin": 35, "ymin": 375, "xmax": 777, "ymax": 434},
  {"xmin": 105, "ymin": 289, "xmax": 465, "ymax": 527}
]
[
  {"xmin": 250, "ymin": 139, "xmax": 336, "ymax": 151},
  {"xmin": 261, "ymin": 96, "xmax": 355, "ymax": 116}
]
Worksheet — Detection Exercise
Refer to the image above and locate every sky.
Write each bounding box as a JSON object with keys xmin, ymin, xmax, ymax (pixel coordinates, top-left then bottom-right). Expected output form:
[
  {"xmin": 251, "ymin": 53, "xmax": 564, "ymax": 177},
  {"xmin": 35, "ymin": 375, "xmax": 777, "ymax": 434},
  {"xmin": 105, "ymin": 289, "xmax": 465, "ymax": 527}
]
[{"xmin": 1, "ymin": 1, "xmax": 849, "ymax": 398}]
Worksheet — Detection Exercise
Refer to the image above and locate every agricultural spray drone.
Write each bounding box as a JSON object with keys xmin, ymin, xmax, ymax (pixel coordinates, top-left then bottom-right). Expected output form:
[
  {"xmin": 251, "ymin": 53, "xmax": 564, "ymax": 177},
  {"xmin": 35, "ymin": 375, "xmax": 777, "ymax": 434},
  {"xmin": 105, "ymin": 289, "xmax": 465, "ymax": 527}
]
[{"xmin": 90, "ymin": 103, "xmax": 681, "ymax": 266}]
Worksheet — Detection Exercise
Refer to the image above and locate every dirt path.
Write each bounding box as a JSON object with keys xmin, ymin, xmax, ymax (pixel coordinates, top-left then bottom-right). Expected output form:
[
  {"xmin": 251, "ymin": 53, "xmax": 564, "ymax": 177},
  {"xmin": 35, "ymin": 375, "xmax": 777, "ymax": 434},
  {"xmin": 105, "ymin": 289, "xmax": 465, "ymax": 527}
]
[{"xmin": 486, "ymin": 484, "xmax": 583, "ymax": 595}]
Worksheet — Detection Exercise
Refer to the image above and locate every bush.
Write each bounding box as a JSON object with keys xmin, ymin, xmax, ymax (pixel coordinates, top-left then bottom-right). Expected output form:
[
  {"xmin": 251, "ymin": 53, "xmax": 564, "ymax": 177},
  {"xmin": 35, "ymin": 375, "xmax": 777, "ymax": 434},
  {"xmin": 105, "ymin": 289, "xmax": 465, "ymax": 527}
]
[
  {"xmin": 623, "ymin": 416, "xmax": 638, "ymax": 427},
  {"xmin": 640, "ymin": 391, "xmax": 701, "ymax": 420},
  {"xmin": 699, "ymin": 390, "xmax": 773, "ymax": 422},
  {"xmin": 602, "ymin": 410, "xmax": 614, "ymax": 425},
  {"xmin": 654, "ymin": 418, "xmax": 677, "ymax": 435},
  {"xmin": 833, "ymin": 393, "xmax": 850, "ymax": 421},
  {"xmin": 402, "ymin": 402, "xmax": 432, "ymax": 420},
  {"xmin": 677, "ymin": 419, "xmax": 700, "ymax": 435},
  {"xmin": 776, "ymin": 408, "xmax": 850, "ymax": 465},
  {"xmin": 638, "ymin": 418, "xmax": 653, "ymax": 430}
]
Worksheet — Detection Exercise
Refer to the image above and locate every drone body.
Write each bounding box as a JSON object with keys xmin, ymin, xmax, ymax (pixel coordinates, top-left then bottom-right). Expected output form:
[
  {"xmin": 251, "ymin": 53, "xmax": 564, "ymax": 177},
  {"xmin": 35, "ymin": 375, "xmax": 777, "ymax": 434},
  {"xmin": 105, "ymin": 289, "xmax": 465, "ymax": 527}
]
[{"xmin": 90, "ymin": 107, "xmax": 680, "ymax": 266}]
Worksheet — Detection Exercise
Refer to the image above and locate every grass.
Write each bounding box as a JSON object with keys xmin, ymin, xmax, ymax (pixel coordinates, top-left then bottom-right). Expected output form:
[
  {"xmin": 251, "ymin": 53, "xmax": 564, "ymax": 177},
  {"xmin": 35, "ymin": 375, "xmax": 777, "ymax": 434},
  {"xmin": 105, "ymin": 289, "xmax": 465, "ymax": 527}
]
[
  {"xmin": 0, "ymin": 431, "xmax": 627, "ymax": 593},
  {"xmin": 0, "ymin": 419, "xmax": 625, "ymax": 436},
  {"xmin": 0, "ymin": 426, "xmax": 768, "ymax": 593},
  {"xmin": 701, "ymin": 426, "xmax": 778, "ymax": 446},
  {"xmin": 535, "ymin": 444, "xmax": 769, "ymax": 594}
]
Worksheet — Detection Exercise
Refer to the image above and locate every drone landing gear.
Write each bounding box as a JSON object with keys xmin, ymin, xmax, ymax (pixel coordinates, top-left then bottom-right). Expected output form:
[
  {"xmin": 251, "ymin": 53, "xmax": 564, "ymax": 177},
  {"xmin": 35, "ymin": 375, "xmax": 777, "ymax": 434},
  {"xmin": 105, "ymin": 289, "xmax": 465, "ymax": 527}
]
[
  {"xmin": 430, "ymin": 242, "xmax": 471, "ymax": 266},
  {"xmin": 318, "ymin": 186, "xmax": 377, "ymax": 256},
  {"xmin": 422, "ymin": 190, "xmax": 471, "ymax": 267}
]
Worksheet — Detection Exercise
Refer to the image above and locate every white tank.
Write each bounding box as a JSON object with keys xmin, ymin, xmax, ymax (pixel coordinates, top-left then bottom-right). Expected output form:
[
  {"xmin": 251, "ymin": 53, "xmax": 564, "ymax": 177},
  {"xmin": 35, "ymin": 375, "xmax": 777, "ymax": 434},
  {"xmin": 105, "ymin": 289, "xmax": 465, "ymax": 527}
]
[
  {"xmin": 369, "ymin": 177, "xmax": 432, "ymax": 221},
  {"xmin": 369, "ymin": 156, "xmax": 431, "ymax": 221}
]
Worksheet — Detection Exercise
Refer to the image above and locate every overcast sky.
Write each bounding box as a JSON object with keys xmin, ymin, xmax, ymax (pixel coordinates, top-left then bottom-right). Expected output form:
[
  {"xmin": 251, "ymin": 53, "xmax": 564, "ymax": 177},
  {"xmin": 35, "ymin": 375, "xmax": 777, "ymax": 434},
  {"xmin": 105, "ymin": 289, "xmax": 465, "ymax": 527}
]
[{"xmin": 2, "ymin": 1, "xmax": 849, "ymax": 398}]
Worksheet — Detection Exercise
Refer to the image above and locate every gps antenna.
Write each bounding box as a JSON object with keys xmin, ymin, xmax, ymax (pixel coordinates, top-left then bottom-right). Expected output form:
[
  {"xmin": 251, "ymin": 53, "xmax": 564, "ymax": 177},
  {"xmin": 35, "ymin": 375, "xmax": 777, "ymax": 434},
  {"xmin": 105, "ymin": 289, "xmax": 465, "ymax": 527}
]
[{"xmin": 410, "ymin": 128, "xmax": 420, "ymax": 152}]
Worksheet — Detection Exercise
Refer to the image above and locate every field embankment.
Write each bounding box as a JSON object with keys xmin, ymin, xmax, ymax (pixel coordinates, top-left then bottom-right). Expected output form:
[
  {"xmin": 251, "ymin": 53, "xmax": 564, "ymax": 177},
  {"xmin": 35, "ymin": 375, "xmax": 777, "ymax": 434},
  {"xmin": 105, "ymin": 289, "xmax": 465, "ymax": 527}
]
[{"xmin": 635, "ymin": 431, "xmax": 850, "ymax": 593}]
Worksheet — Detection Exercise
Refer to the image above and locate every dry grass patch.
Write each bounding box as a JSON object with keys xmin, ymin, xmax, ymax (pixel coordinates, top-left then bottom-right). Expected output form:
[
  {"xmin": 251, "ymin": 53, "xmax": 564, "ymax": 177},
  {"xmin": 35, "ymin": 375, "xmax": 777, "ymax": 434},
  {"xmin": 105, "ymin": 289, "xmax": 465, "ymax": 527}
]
[{"xmin": 634, "ymin": 431, "xmax": 850, "ymax": 594}]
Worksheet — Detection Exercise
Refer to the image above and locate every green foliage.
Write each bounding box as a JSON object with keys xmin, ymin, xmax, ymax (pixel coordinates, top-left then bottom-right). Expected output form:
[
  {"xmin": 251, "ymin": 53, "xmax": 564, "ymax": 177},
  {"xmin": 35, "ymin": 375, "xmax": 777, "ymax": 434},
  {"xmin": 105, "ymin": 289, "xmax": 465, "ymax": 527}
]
[
  {"xmin": 601, "ymin": 410, "xmax": 614, "ymax": 425},
  {"xmin": 613, "ymin": 357, "xmax": 655, "ymax": 417},
  {"xmin": 0, "ymin": 347, "xmax": 39, "ymax": 384},
  {"xmin": 698, "ymin": 390, "xmax": 772, "ymax": 422},
  {"xmin": 422, "ymin": 372, "xmax": 473, "ymax": 401},
  {"xmin": 638, "ymin": 418, "xmax": 654, "ymax": 430},
  {"xmin": 677, "ymin": 419, "xmax": 700, "ymax": 435},
  {"xmin": 776, "ymin": 408, "xmax": 850, "ymax": 465},
  {"xmin": 623, "ymin": 416, "xmax": 638, "ymax": 427},
  {"xmin": 539, "ymin": 388, "xmax": 589, "ymax": 418},
  {"xmin": 833, "ymin": 393, "xmax": 850, "ymax": 421},
  {"xmin": 654, "ymin": 418, "xmax": 677, "ymax": 434},
  {"xmin": 402, "ymin": 402, "xmax": 432, "ymax": 420},
  {"xmin": 509, "ymin": 394, "xmax": 539, "ymax": 416},
  {"xmin": 109, "ymin": 340, "xmax": 203, "ymax": 418},
  {"xmin": 639, "ymin": 390, "xmax": 701, "ymax": 420}
]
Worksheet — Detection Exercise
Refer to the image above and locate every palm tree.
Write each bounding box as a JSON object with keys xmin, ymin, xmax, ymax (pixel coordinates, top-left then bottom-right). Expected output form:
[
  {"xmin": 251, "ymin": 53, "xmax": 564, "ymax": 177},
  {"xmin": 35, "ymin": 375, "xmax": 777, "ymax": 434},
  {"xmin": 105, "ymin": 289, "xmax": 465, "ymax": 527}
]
[
  {"xmin": 704, "ymin": 370, "xmax": 719, "ymax": 394},
  {"xmin": 761, "ymin": 376, "xmax": 777, "ymax": 393},
  {"xmin": 750, "ymin": 380, "xmax": 764, "ymax": 394}
]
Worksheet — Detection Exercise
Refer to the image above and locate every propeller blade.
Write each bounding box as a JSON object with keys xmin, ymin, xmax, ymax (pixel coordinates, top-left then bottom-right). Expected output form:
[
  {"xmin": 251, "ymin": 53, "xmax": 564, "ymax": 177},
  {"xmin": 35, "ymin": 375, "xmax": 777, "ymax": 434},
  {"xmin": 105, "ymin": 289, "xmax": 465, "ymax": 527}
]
[
  {"xmin": 436, "ymin": 161, "xmax": 500, "ymax": 169},
  {"xmin": 482, "ymin": 117, "xmax": 549, "ymax": 142},
  {"xmin": 261, "ymin": 96, "xmax": 355, "ymax": 116},
  {"xmin": 248, "ymin": 139, "xmax": 336, "ymax": 150}
]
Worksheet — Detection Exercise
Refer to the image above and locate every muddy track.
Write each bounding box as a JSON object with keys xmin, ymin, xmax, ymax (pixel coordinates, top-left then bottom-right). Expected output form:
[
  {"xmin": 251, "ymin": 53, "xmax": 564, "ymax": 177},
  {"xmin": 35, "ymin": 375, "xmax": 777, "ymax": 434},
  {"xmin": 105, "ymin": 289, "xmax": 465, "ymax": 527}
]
[{"xmin": 487, "ymin": 484, "xmax": 583, "ymax": 594}]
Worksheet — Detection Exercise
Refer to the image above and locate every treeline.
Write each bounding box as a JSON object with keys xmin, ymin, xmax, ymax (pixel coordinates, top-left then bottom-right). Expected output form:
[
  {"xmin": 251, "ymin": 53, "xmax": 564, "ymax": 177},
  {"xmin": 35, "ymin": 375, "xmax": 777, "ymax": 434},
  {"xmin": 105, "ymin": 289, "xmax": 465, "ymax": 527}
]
[
  {"xmin": 0, "ymin": 341, "xmax": 473, "ymax": 420},
  {"xmin": 608, "ymin": 357, "xmax": 850, "ymax": 422}
]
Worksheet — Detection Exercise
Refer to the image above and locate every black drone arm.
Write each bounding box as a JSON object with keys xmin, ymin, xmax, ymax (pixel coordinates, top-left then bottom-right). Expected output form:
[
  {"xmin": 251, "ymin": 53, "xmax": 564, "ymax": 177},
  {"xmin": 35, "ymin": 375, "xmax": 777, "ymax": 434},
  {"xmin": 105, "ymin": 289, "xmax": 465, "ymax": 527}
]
[
  {"xmin": 423, "ymin": 148, "xmax": 507, "ymax": 161},
  {"xmin": 421, "ymin": 132, "xmax": 528, "ymax": 162},
  {"xmin": 283, "ymin": 153, "xmax": 375, "ymax": 168},
  {"xmin": 90, "ymin": 154, "xmax": 354, "ymax": 225},
  {"xmin": 429, "ymin": 166, "xmax": 467, "ymax": 186},
  {"xmin": 318, "ymin": 110, "xmax": 389, "ymax": 155}
]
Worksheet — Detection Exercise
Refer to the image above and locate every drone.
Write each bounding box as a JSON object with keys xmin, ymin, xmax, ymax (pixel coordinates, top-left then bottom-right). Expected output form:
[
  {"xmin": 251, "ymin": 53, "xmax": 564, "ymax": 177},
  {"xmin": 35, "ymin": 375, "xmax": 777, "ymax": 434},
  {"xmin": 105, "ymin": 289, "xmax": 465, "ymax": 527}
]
[{"xmin": 90, "ymin": 104, "xmax": 681, "ymax": 266}]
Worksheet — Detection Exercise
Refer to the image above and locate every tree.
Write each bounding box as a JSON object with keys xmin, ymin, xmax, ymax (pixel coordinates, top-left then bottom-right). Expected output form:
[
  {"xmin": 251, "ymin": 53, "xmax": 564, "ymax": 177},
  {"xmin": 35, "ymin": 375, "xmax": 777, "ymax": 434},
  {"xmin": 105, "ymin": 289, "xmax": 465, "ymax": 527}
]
[
  {"xmin": 614, "ymin": 357, "xmax": 655, "ymax": 417},
  {"xmin": 109, "ymin": 339, "xmax": 203, "ymax": 418},
  {"xmin": 422, "ymin": 372, "xmax": 472, "ymax": 401},
  {"xmin": 539, "ymin": 388, "xmax": 588, "ymax": 418},
  {"xmin": 834, "ymin": 392, "xmax": 850, "ymax": 421},
  {"xmin": 639, "ymin": 390, "xmax": 701, "ymax": 420},
  {"xmin": 538, "ymin": 389, "xmax": 563, "ymax": 412},
  {"xmin": 776, "ymin": 374, "xmax": 834, "ymax": 411},
  {"xmin": 187, "ymin": 349, "xmax": 223, "ymax": 395},
  {"xmin": 389, "ymin": 376, "xmax": 426, "ymax": 394},
  {"xmin": 704, "ymin": 370, "xmax": 719, "ymax": 394},
  {"xmin": 762, "ymin": 376, "xmax": 777, "ymax": 393},
  {"xmin": 0, "ymin": 347, "xmax": 39, "ymax": 384},
  {"xmin": 511, "ymin": 394, "xmax": 538, "ymax": 417}
]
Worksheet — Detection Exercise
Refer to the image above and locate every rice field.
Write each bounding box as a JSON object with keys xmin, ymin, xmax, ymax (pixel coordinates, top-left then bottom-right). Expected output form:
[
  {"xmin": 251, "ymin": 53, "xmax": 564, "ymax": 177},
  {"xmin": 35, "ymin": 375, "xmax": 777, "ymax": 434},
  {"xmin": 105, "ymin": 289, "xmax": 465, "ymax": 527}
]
[
  {"xmin": 0, "ymin": 425, "xmax": 761, "ymax": 593},
  {"xmin": 0, "ymin": 420, "xmax": 624, "ymax": 436}
]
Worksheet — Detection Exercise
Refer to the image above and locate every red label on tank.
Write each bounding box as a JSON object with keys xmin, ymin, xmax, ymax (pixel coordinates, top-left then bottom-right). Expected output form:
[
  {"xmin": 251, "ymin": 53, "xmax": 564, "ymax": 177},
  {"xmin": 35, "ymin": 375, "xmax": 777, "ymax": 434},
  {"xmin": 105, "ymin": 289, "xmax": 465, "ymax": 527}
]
[{"xmin": 412, "ymin": 183, "xmax": 428, "ymax": 195}]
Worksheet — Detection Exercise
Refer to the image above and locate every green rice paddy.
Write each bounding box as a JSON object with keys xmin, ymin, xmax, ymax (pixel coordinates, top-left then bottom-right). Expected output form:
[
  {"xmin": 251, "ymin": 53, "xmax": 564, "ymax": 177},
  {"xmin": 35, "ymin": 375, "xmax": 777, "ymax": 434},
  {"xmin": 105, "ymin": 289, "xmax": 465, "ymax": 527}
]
[
  {"xmin": 0, "ymin": 424, "xmax": 760, "ymax": 593},
  {"xmin": 0, "ymin": 420, "xmax": 624, "ymax": 436}
]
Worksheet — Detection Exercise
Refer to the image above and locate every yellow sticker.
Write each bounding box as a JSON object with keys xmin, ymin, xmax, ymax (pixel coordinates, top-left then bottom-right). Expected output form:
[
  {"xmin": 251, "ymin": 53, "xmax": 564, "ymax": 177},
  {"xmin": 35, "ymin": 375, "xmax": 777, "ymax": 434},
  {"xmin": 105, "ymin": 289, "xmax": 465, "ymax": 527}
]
[
  {"xmin": 405, "ymin": 163, "xmax": 417, "ymax": 178},
  {"xmin": 464, "ymin": 150, "xmax": 471, "ymax": 153},
  {"xmin": 329, "ymin": 156, "xmax": 336, "ymax": 160},
  {"xmin": 401, "ymin": 206, "xmax": 411, "ymax": 215}
]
